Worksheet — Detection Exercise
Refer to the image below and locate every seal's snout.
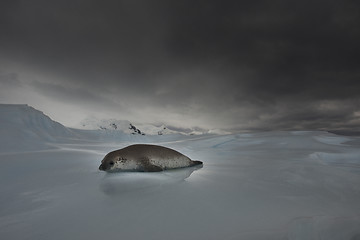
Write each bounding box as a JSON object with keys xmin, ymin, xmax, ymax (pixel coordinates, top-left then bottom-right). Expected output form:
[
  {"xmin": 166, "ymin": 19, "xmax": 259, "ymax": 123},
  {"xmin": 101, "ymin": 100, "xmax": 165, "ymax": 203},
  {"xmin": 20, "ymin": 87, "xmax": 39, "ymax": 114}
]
[{"xmin": 99, "ymin": 163, "xmax": 105, "ymax": 171}]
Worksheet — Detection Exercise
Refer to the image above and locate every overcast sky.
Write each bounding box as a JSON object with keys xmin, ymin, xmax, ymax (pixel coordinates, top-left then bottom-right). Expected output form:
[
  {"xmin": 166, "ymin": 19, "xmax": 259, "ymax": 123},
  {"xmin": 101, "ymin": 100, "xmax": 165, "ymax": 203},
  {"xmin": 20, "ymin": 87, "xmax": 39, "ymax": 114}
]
[{"xmin": 1, "ymin": 0, "xmax": 360, "ymax": 132}]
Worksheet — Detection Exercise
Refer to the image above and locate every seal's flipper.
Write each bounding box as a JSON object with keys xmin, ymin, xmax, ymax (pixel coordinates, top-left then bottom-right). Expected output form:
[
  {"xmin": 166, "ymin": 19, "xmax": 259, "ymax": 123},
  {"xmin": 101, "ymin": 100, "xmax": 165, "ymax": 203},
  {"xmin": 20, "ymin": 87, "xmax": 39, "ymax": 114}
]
[
  {"xmin": 190, "ymin": 160, "xmax": 203, "ymax": 166},
  {"xmin": 140, "ymin": 157, "xmax": 164, "ymax": 172},
  {"xmin": 144, "ymin": 164, "xmax": 163, "ymax": 172}
]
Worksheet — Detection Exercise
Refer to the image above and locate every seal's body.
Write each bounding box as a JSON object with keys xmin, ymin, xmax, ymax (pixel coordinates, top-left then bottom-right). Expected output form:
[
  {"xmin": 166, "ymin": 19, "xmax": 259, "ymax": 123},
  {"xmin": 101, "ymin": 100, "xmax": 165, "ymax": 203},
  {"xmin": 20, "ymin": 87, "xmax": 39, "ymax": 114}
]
[{"xmin": 99, "ymin": 144, "xmax": 202, "ymax": 172}]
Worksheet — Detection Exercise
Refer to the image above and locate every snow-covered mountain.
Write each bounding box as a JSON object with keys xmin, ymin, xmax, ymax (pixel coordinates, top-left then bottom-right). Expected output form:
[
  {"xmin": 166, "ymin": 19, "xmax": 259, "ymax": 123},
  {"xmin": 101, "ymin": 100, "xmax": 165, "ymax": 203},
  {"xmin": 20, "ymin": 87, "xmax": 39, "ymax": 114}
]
[
  {"xmin": 77, "ymin": 117, "xmax": 211, "ymax": 136},
  {"xmin": 0, "ymin": 104, "xmax": 76, "ymax": 152}
]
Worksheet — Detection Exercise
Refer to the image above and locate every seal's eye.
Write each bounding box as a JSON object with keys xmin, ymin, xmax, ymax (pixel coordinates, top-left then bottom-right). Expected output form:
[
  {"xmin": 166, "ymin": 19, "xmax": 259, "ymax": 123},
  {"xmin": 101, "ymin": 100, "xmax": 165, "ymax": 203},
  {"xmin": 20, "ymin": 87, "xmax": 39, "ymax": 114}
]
[{"xmin": 109, "ymin": 161, "xmax": 114, "ymax": 166}]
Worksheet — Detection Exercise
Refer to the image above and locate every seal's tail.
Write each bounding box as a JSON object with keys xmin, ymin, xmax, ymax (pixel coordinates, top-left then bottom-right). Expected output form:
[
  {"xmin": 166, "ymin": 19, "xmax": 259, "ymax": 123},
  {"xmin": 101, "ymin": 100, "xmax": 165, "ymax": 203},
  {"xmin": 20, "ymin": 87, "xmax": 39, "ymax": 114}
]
[{"xmin": 191, "ymin": 160, "xmax": 203, "ymax": 166}]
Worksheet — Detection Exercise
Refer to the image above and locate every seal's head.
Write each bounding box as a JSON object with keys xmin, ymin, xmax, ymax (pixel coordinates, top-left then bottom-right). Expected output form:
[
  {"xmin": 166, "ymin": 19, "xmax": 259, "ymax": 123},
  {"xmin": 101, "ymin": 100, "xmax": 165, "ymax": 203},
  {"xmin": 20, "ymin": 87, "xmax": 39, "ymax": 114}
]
[{"xmin": 98, "ymin": 151, "xmax": 130, "ymax": 172}]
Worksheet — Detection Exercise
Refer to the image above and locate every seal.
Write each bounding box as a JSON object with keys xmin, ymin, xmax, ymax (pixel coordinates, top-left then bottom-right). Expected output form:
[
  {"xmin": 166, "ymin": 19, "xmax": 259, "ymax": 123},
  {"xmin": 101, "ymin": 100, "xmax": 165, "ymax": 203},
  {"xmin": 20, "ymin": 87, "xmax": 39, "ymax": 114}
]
[{"xmin": 99, "ymin": 144, "xmax": 203, "ymax": 172}]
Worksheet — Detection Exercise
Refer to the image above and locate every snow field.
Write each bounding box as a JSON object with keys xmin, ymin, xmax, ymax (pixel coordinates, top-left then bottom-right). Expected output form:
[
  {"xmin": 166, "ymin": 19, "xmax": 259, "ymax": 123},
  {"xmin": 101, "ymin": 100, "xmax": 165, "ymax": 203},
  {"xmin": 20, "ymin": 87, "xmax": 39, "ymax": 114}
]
[{"xmin": 0, "ymin": 104, "xmax": 360, "ymax": 240}]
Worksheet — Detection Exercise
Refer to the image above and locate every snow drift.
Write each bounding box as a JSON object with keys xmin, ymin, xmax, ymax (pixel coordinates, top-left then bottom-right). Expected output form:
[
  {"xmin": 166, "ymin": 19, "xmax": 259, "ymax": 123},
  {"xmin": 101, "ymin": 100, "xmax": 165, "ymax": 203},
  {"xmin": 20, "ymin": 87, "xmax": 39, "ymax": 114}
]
[{"xmin": 0, "ymin": 104, "xmax": 76, "ymax": 152}]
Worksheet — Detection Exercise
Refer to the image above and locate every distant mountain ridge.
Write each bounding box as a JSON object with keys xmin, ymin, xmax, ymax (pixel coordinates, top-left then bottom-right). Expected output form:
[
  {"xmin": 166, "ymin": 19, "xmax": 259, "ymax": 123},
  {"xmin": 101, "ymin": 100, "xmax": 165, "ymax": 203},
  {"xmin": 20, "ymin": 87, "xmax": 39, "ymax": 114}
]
[{"xmin": 77, "ymin": 117, "xmax": 209, "ymax": 136}]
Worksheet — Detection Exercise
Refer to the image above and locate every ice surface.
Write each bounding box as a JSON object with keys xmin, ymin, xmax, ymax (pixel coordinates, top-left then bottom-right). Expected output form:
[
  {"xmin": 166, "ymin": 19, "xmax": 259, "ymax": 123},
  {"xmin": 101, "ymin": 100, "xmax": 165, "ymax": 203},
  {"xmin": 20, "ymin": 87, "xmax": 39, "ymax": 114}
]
[{"xmin": 1, "ymin": 105, "xmax": 360, "ymax": 240}]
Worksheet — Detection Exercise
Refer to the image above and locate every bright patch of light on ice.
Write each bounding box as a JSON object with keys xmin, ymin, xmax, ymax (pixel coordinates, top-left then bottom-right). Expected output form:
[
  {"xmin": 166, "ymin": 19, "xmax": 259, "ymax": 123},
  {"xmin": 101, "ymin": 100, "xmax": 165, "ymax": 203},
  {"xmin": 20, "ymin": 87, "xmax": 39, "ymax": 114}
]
[{"xmin": 313, "ymin": 134, "xmax": 352, "ymax": 146}]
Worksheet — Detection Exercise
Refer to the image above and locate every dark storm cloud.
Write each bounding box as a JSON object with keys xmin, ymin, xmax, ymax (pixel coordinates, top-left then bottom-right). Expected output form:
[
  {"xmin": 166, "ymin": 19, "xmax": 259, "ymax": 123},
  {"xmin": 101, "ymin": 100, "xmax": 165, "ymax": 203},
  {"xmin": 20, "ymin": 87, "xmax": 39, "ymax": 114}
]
[
  {"xmin": 0, "ymin": 0, "xmax": 360, "ymax": 131},
  {"xmin": 30, "ymin": 80, "xmax": 121, "ymax": 109},
  {"xmin": 0, "ymin": 72, "xmax": 21, "ymax": 88}
]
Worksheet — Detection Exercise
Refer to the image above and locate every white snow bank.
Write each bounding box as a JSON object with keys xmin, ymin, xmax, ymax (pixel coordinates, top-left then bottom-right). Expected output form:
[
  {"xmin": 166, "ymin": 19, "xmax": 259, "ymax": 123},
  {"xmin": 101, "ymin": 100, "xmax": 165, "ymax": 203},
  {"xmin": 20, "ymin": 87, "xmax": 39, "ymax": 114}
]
[{"xmin": 0, "ymin": 104, "xmax": 76, "ymax": 152}]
